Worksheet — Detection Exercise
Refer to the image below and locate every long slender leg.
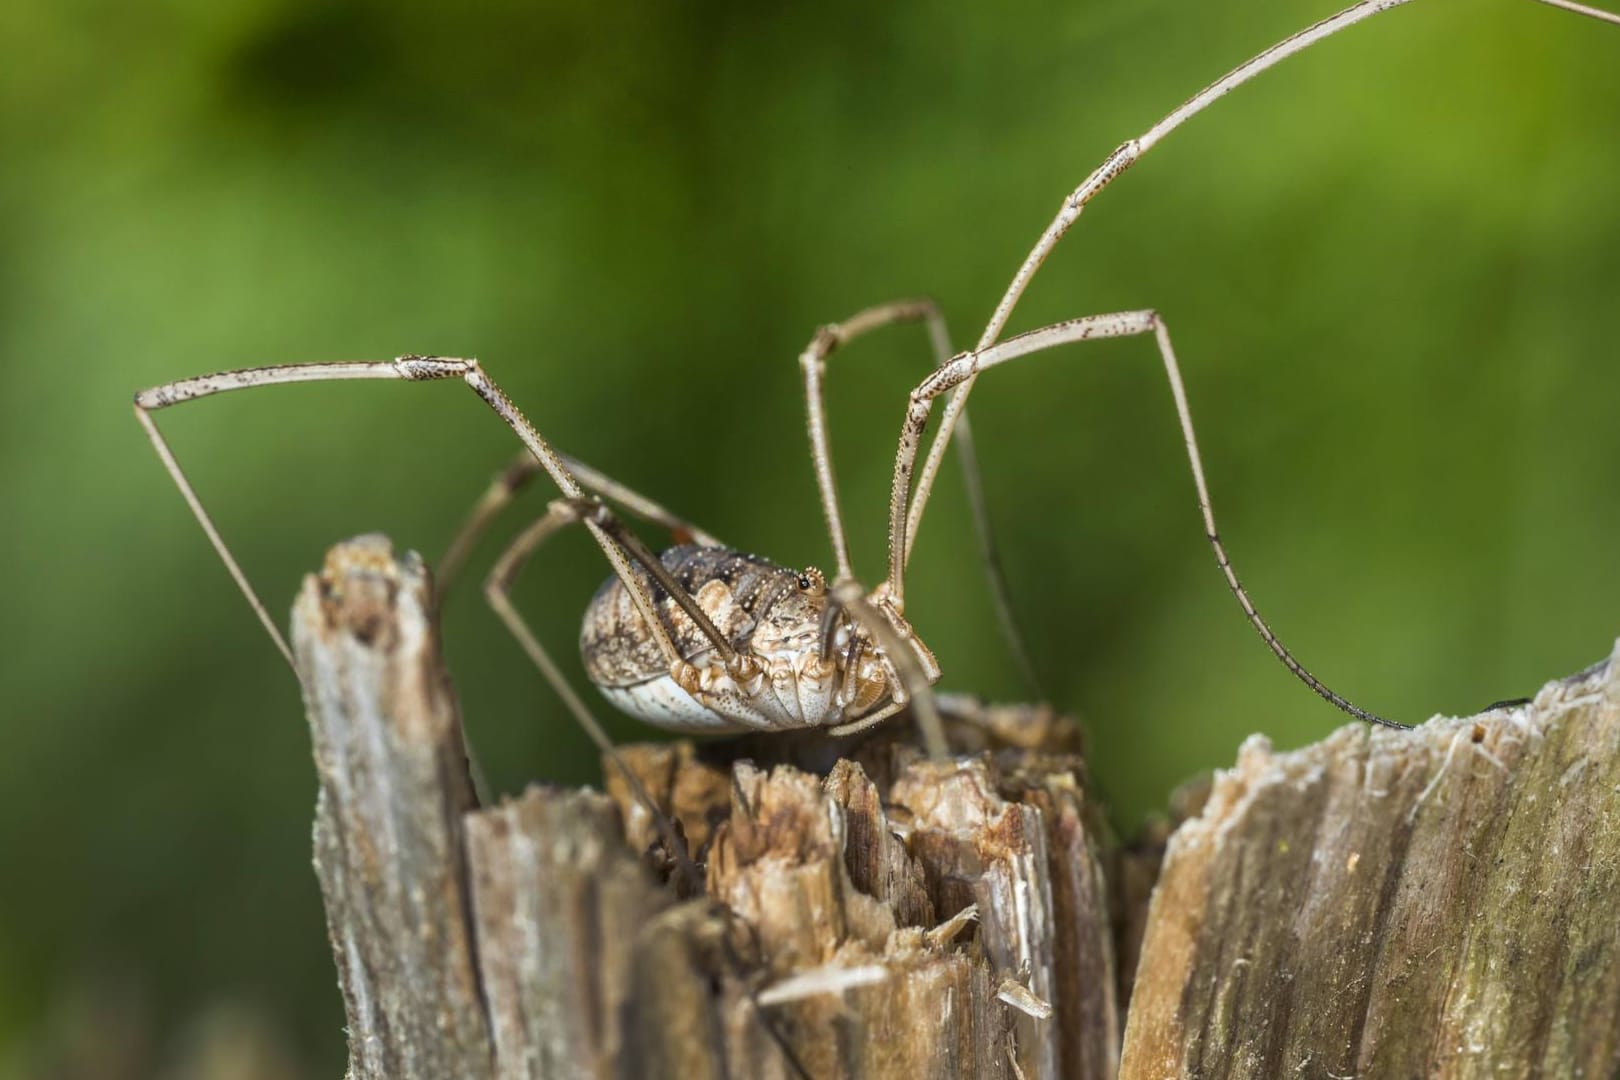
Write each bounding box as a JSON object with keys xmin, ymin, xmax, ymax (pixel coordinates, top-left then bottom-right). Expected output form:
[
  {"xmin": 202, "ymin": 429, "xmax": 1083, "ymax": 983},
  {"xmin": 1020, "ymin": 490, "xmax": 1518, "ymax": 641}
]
[
  {"xmin": 439, "ymin": 449, "xmax": 723, "ymax": 592},
  {"xmin": 799, "ymin": 298, "xmax": 1042, "ymax": 697},
  {"xmin": 133, "ymin": 356, "xmax": 738, "ymax": 674},
  {"xmin": 479, "ymin": 498, "xmax": 701, "ymax": 884},
  {"xmin": 886, "ymin": 310, "xmax": 1411, "ymax": 730},
  {"xmin": 950, "ymin": 411, "xmax": 1044, "ymax": 699},
  {"xmin": 801, "ymin": 298, "xmax": 949, "ymax": 582},
  {"xmin": 901, "ymin": 0, "xmax": 1620, "ymax": 568},
  {"xmin": 135, "ymin": 358, "xmax": 737, "ymax": 885}
]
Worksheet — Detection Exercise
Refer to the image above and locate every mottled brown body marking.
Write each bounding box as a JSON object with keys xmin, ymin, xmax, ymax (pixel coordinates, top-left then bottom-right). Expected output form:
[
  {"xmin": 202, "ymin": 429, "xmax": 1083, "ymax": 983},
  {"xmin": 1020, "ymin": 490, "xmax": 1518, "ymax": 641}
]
[{"xmin": 580, "ymin": 545, "xmax": 814, "ymax": 689}]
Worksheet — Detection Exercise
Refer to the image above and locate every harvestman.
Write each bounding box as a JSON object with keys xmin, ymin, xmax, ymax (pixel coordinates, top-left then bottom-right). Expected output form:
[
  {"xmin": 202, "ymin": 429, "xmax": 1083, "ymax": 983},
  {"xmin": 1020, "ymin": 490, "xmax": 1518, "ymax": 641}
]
[{"xmin": 135, "ymin": 0, "xmax": 1620, "ymax": 805}]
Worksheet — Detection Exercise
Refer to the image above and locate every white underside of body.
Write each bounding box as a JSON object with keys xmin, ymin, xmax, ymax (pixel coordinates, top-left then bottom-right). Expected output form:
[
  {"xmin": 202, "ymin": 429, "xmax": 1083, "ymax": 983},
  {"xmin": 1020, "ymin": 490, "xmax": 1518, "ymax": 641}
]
[
  {"xmin": 598, "ymin": 660, "xmax": 842, "ymax": 733},
  {"xmin": 600, "ymin": 678, "xmax": 748, "ymax": 732}
]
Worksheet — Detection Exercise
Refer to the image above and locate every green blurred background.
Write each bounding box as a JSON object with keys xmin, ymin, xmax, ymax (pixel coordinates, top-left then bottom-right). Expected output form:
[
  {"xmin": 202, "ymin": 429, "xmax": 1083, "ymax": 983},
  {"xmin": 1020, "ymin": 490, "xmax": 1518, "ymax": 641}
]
[{"xmin": 3, "ymin": 0, "xmax": 1617, "ymax": 1072}]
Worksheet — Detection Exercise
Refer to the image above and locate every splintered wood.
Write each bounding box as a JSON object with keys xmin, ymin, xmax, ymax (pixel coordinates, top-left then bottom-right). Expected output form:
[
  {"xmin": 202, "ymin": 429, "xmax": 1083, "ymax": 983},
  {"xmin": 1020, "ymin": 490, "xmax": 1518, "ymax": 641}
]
[
  {"xmin": 292, "ymin": 536, "xmax": 1620, "ymax": 1079},
  {"xmin": 293, "ymin": 537, "xmax": 1117, "ymax": 1079}
]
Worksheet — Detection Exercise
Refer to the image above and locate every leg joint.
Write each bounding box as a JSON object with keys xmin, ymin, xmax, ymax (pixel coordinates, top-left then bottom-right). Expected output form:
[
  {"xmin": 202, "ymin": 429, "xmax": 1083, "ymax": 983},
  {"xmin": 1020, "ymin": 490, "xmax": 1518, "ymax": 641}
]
[
  {"xmin": 560, "ymin": 495, "xmax": 612, "ymax": 526},
  {"xmin": 395, "ymin": 355, "xmax": 475, "ymax": 380}
]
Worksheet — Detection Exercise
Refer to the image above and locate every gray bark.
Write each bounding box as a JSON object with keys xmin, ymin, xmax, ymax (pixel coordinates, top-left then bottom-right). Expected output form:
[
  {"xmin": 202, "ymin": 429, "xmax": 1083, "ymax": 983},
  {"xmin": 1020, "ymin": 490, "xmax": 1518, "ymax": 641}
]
[{"xmin": 1119, "ymin": 647, "xmax": 1620, "ymax": 1079}]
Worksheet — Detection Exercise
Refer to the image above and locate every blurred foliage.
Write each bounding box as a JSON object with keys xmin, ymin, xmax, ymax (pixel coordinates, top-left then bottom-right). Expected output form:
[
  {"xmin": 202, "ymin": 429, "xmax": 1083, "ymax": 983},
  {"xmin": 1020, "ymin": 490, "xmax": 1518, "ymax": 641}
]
[{"xmin": 2, "ymin": 0, "xmax": 1618, "ymax": 1070}]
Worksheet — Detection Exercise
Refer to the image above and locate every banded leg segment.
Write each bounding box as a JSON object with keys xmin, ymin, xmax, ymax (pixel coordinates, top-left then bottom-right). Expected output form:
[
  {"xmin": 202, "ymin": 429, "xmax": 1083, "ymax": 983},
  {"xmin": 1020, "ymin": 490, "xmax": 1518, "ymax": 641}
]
[
  {"xmin": 799, "ymin": 298, "xmax": 1042, "ymax": 697},
  {"xmin": 133, "ymin": 356, "xmax": 738, "ymax": 674},
  {"xmin": 885, "ymin": 311, "xmax": 1411, "ymax": 730}
]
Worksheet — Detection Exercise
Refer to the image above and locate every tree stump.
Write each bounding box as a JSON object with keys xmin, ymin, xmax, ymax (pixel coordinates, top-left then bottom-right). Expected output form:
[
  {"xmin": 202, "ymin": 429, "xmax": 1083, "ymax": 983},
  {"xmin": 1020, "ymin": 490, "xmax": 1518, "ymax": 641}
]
[
  {"xmin": 291, "ymin": 535, "xmax": 1620, "ymax": 1078},
  {"xmin": 1119, "ymin": 658, "xmax": 1620, "ymax": 1078}
]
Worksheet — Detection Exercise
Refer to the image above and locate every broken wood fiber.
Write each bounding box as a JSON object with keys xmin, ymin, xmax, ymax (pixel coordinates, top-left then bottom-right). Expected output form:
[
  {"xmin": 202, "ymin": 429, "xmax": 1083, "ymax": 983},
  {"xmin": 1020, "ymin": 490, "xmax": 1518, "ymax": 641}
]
[{"xmin": 291, "ymin": 534, "xmax": 1620, "ymax": 1079}]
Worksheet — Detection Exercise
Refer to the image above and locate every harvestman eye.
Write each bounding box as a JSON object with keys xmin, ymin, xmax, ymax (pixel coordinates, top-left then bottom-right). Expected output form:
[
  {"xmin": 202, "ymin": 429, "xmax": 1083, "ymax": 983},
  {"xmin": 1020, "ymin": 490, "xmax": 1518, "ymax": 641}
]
[{"xmin": 135, "ymin": 0, "xmax": 1620, "ymax": 858}]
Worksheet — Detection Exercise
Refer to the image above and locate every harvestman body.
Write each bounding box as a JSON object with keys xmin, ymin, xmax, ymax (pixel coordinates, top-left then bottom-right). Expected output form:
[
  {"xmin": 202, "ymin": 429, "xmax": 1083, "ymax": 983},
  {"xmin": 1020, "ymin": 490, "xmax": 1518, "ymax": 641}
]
[{"xmin": 135, "ymin": 0, "xmax": 1620, "ymax": 792}]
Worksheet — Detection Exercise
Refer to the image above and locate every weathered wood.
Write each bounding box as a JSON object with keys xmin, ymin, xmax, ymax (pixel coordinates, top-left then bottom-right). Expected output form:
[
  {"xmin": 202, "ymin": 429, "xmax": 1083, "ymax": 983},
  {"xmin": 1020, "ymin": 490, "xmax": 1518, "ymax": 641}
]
[
  {"xmin": 1120, "ymin": 646, "xmax": 1620, "ymax": 1079},
  {"xmin": 293, "ymin": 536, "xmax": 492, "ymax": 1080},
  {"xmin": 603, "ymin": 725, "xmax": 1124, "ymax": 1078},
  {"xmin": 465, "ymin": 787, "xmax": 672, "ymax": 1078},
  {"xmin": 293, "ymin": 534, "xmax": 1620, "ymax": 1078},
  {"xmin": 293, "ymin": 536, "xmax": 1115, "ymax": 1079}
]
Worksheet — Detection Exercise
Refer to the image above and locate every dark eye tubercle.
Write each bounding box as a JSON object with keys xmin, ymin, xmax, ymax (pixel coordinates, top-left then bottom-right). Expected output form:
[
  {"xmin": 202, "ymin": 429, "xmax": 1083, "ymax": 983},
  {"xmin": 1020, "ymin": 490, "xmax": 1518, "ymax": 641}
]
[{"xmin": 796, "ymin": 568, "xmax": 828, "ymax": 597}]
